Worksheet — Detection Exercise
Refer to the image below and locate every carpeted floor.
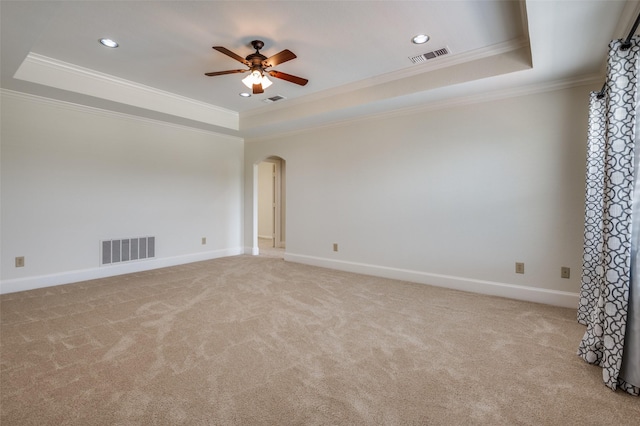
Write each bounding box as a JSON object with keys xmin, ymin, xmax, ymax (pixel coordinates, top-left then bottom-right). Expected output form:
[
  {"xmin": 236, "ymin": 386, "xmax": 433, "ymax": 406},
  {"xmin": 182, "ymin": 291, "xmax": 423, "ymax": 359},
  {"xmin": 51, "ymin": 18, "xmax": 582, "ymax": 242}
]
[
  {"xmin": 258, "ymin": 237, "xmax": 285, "ymax": 258},
  {"xmin": 1, "ymin": 255, "xmax": 638, "ymax": 425}
]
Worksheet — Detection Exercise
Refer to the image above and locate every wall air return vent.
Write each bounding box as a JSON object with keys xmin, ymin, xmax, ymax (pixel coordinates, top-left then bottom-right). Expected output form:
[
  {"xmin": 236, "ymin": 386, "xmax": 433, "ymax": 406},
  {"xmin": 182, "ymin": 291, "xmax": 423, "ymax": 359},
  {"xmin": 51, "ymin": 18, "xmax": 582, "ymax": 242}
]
[
  {"xmin": 263, "ymin": 95, "xmax": 287, "ymax": 103},
  {"xmin": 101, "ymin": 236, "xmax": 155, "ymax": 266},
  {"xmin": 409, "ymin": 47, "xmax": 450, "ymax": 64}
]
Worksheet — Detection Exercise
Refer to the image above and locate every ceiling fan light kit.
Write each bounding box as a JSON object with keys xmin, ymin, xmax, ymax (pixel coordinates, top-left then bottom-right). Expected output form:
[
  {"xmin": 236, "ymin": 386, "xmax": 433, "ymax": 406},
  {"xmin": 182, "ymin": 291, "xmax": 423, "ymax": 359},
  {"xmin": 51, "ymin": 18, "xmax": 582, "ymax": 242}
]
[
  {"xmin": 242, "ymin": 69, "xmax": 272, "ymax": 90},
  {"xmin": 205, "ymin": 40, "xmax": 308, "ymax": 95}
]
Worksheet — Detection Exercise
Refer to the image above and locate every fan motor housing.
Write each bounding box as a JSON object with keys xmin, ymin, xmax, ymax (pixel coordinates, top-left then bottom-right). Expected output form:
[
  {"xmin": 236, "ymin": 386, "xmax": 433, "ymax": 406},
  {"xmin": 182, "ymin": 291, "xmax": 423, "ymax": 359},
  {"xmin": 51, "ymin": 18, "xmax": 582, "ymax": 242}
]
[
  {"xmin": 246, "ymin": 53, "xmax": 267, "ymax": 66},
  {"xmin": 247, "ymin": 40, "xmax": 267, "ymax": 68}
]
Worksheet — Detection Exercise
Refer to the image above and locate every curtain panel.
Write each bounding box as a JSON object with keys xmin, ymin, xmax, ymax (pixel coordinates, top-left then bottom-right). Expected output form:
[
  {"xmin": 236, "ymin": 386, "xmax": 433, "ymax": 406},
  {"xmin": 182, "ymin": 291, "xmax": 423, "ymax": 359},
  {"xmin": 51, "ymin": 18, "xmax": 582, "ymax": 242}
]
[{"xmin": 578, "ymin": 37, "xmax": 640, "ymax": 395}]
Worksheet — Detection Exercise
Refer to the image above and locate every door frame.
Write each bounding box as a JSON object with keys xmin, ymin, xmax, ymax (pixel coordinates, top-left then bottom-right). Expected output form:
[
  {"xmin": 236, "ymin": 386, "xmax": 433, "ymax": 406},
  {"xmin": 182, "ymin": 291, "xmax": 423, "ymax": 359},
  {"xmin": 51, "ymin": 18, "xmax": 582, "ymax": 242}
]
[{"xmin": 255, "ymin": 156, "xmax": 286, "ymax": 253}]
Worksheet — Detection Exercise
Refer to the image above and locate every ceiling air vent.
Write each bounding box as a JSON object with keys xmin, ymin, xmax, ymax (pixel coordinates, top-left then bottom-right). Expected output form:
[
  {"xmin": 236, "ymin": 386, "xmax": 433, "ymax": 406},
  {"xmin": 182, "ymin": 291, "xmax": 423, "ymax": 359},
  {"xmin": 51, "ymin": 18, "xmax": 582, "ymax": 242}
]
[
  {"xmin": 409, "ymin": 47, "xmax": 450, "ymax": 64},
  {"xmin": 263, "ymin": 95, "xmax": 287, "ymax": 103}
]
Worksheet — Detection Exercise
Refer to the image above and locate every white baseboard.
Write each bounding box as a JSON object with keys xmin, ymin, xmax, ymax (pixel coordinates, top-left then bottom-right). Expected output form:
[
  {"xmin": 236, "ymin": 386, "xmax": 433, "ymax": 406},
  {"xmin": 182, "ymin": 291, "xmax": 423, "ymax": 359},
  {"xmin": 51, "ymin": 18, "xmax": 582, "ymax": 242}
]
[
  {"xmin": 244, "ymin": 246, "xmax": 259, "ymax": 255},
  {"xmin": 2, "ymin": 249, "xmax": 580, "ymax": 308},
  {"xmin": 0, "ymin": 247, "xmax": 244, "ymax": 294},
  {"xmin": 284, "ymin": 253, "xmax": 579, "ymax": 309}
]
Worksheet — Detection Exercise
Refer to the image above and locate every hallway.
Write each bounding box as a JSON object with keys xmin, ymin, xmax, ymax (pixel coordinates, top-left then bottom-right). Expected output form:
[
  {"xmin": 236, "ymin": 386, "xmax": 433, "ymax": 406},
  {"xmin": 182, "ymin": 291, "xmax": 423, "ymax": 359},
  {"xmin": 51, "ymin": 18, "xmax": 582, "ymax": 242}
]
[{"xmin": 258, "ymin": 237, "xmax": 284, "ymax": 258}]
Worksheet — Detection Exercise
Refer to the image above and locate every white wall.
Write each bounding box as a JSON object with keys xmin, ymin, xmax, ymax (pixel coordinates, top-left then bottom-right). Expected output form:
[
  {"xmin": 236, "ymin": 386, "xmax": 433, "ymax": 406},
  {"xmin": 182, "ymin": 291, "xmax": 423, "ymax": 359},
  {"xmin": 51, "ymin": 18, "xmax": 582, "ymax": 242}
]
[
  {"xmin": 1, "ymin": 91, "xmax": 244, "ymax": 293},
  {"xmin": 244, "ymin": 85, "xmax": 591, "ymax": 307},
  {"xmin": 1, "ymin": 84, "xmax": 592, "ymax": 306}
]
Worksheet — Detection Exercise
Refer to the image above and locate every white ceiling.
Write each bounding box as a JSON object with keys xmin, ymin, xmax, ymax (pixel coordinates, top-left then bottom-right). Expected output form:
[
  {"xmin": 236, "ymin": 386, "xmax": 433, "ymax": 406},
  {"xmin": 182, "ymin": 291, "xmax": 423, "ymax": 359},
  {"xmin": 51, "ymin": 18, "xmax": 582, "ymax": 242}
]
[{"xmin": 1, "ymin": 1, "xmax": 637, "ymax": 139}]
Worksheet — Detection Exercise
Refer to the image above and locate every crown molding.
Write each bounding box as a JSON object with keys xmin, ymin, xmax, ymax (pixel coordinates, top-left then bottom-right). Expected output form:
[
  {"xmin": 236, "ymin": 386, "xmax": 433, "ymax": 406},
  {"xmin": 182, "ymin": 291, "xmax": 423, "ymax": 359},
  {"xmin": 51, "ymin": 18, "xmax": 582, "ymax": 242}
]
[
  {"xmin": 241, "ymin": 41, "xmax": 533, "ymax": 134},
  {"xmin": 0, "ymin": 88, "xmax": 244, "ymax": 142},
  {"xmin": 245, "ymin": 74, "xmax": 601, "ymax": 143},
  {"xmin": 13, "ymin": 53, "xmax": 239, "ymax": 131},
  {"xmin": 242, "ymin": 37, "xmax": 531, "ymax": 120},
  {"xmin": 334, "ymin": 37, "xmax": 531, "ymax": 95}
]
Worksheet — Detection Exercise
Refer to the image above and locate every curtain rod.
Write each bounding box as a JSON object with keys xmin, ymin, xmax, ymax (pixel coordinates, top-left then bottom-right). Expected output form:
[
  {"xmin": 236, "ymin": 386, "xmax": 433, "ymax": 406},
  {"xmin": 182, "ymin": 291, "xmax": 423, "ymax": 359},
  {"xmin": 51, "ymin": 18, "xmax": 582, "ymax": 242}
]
[{"xmin": 597, "ymin": 12, "xmax": 640, "ymax": 98}]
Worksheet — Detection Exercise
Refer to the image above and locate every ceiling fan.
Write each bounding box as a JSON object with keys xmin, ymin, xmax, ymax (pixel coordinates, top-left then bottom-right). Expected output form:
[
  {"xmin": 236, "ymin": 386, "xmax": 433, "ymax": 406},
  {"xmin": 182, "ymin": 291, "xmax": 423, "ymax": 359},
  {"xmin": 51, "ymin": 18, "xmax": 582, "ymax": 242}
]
[{"xmin": 205, "ymin": 40, "xmax": 309, "ymax": 95}]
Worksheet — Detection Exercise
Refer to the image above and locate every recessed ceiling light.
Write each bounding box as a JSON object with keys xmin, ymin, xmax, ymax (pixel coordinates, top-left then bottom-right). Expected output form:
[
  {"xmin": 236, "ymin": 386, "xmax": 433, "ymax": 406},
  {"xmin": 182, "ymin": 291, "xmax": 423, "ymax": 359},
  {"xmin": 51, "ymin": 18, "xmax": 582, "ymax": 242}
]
[
  {"xmin": 99, "ymin": 38, "xmax": 119, "ymax": 48},
  {"xmin": 239, "ymin": 92, "xmax": 251, "ymax": 97},
  {"xmin": 411, "ymin": 34, "xmax": 429, "ymax": 44}
]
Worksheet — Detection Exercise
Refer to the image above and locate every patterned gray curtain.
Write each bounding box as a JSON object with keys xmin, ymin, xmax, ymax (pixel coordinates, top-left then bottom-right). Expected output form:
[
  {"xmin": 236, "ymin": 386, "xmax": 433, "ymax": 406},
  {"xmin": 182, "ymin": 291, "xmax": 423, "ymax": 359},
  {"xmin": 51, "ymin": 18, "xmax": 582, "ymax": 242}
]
[{"xmin": 577, "ymin": 37, "xmax": 640, "ymax": 396}]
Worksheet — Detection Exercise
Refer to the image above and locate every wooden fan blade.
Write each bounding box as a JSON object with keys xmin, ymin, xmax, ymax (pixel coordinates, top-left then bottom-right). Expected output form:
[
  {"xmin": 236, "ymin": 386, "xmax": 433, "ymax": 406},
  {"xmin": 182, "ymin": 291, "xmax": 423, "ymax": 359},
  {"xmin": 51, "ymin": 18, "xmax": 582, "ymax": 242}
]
[
  {"xmin": 252, "ymin": 83, "xmax": 264, "ymax": 94},
  {"xmin": 268, "ymin": 70, "xmax": 308, "ymax": 86},
  {"xmin": 204, "ymin": 69, "xmax": 248, "ymax": 77},
  {"xmin": 262, "ymin": 49, "xmax": 296, "ymax": 68},
  {"xmin": 212, "ymin": 46, "xmax": 250, "ymax": 66}
]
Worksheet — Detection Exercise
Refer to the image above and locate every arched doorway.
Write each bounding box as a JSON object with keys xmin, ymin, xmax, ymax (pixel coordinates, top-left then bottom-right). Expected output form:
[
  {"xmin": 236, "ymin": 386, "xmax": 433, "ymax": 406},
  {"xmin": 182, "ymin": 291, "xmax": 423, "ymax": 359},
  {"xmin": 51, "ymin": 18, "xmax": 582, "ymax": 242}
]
[{"xmin": 256, "ymin": 156, "xmax": 285, "ymax": 257}]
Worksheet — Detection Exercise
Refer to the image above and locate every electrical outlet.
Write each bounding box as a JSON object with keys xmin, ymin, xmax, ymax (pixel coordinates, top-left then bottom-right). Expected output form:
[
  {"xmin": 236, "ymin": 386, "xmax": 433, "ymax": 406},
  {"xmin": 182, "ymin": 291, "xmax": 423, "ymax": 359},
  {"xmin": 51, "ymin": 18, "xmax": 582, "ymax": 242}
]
[
  {"xmin": 201, "ymin": 237, "xmax": 207, "ymax": 245},
  {"xmin": 15, "ymin": 256, "xmax": 25, "ymax": 268},
  {"xmin": 333, "ymin": 243, "xmax": 338, "ymax": 252},
  {"xmin": 561, "ymin": 267, "xmax": 570, "ymax": 279},
  {"xmin": 515, "ymin": 262, "xmax": 524, "ymax": 274}
]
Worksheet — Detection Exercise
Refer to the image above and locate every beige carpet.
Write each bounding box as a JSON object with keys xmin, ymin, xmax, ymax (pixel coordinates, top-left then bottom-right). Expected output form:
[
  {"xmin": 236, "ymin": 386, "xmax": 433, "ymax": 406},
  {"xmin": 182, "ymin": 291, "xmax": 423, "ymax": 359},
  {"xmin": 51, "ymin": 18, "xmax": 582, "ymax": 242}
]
[
  {"xmin": 258, "ymin": 237, "xmax": 285, "ymax": 258},
  {"xmin": 1, "ymin": 256, "xmax": 638, "ymax": 425}
]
